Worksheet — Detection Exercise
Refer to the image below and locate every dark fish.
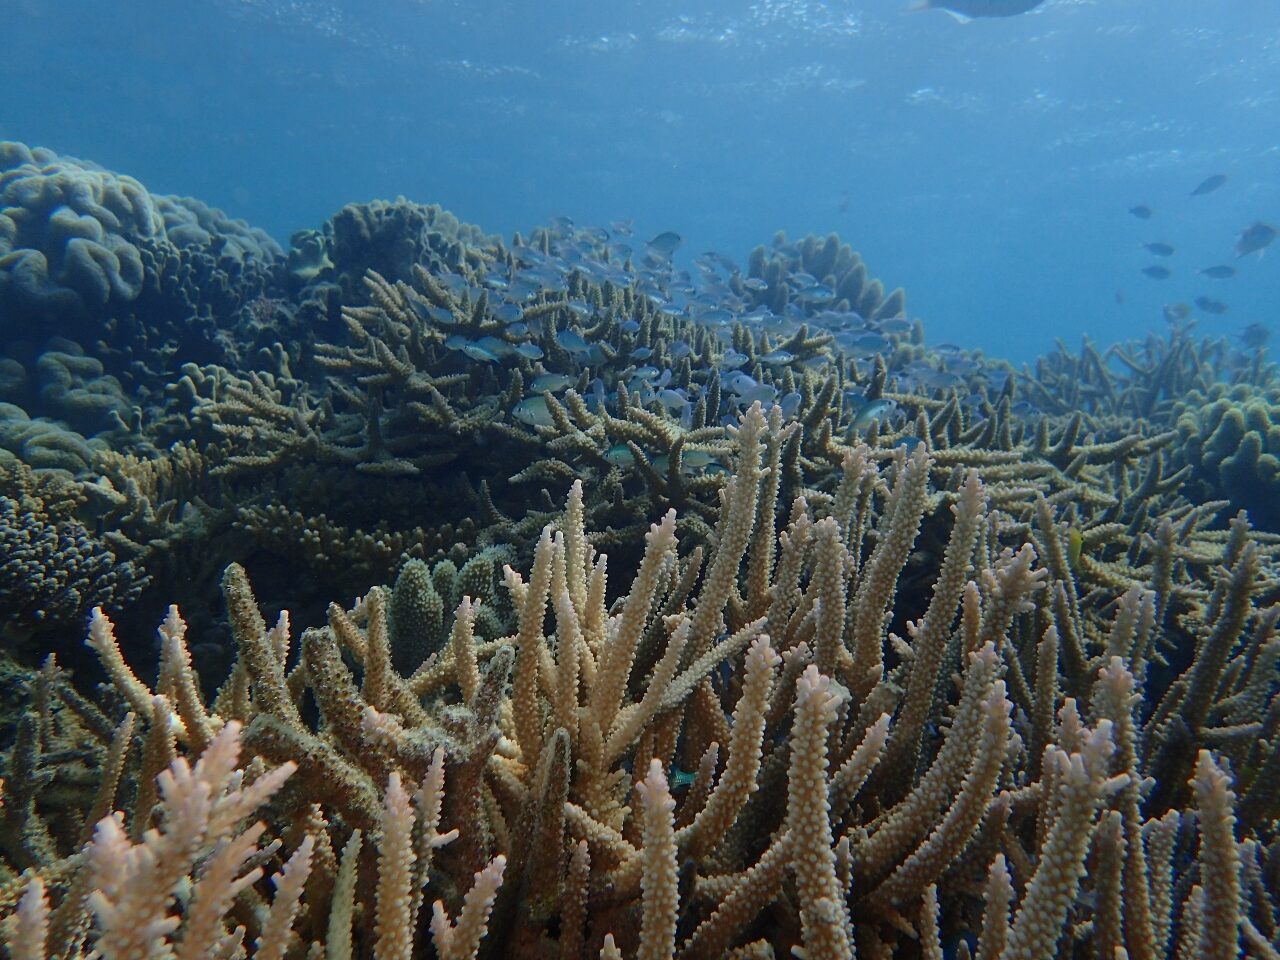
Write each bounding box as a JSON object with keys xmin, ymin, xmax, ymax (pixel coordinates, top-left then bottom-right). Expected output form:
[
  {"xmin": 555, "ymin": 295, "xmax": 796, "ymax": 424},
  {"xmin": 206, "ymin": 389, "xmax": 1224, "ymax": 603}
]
[
  {"xmin": 1141, "ymin": 265, "xmax": 1172, "ymax": 280},
  {"xmin": 1114, "ymin": 289, "xmax": 1125, "ymax": 305},
  {"xmin": 646, "ymin": 231, "xmax": 683, "ymax": 258},
  {"xmin": 1142, "ymin": 242, "xmax": 1175, "ymax": 257},
  {"xmin": 1198, "ymin": 265, "xmax": 1237, "ymax": 279},
  {"xmin": 909, "ymin": 0, "xmax": 1045, "ymax": 17},
  {"xmin": 1162, "ymin": 302, "xmax": 1191, "ymax": 322},
  {"xmin": 1128, "ymin": 205, "xmax": 1153, "ymax": 220},
  {"xmin": 1235, "ymin": 221, "xmax": 1277, "ymax": 258},
  {"xmin": 1240, "ymin": 323, "xmax": 1270, "ymax": 350},
  {"xmin": 1190, "ymin": 174, "xmax": 1228, "ymax": 196},
  {"xmin": 1194, "ymin": 296, "xmax": 1228, "ymax": 315}
]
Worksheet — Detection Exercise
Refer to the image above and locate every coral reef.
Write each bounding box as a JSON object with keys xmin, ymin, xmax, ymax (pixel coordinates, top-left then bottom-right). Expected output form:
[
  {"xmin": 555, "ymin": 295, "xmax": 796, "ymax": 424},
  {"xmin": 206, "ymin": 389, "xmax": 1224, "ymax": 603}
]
[
  {"xmin": 1, "ymin": 142, "xmax": 1278, "ymax": 959},
  {"xmin": 3, "ymin": 413, "xmax": 1278, "ymax": 958}
]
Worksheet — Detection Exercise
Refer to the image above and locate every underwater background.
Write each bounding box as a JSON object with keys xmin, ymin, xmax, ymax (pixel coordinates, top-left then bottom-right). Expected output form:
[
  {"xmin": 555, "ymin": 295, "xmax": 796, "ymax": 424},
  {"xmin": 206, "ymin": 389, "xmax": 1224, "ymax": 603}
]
[
  {"xmin": 5, "ymin": 0, "xmax": 1278, "ymax": 359},
  {"xmin": 3, "ymin": 2, "xmax": 1280, "ymax": 959}
]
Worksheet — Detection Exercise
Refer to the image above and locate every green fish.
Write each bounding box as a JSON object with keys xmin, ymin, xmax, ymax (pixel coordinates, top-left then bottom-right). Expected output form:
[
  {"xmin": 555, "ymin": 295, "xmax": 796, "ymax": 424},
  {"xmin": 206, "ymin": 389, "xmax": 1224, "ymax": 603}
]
[
  {"xmin": 1067, "ymin": 528, "xmax": 1083, "ymax": 571},
  {"xmin": 603, "ymin": 443, "xmax": 635, "ymax": 467}
]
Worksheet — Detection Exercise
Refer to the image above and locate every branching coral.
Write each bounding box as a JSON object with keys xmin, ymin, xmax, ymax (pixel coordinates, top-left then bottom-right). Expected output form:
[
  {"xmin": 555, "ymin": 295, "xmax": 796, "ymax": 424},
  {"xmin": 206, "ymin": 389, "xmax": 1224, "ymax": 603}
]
[{"xmin": 3, "ymin": 402, "xmax": 1275, "ymax": 959}]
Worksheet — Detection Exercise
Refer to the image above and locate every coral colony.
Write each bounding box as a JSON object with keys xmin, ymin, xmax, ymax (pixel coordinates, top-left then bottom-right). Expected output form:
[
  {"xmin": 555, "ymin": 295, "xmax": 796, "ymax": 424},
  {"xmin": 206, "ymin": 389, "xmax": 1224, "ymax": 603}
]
[{"xmin": 1, "ymin": 141, "xmax": 1278, "ymax": 960}]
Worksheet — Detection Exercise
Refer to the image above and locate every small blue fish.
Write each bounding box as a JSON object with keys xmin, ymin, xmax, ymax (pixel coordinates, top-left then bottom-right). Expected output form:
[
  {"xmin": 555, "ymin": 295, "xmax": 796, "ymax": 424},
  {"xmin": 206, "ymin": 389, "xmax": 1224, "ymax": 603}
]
[
  {"xmin": 531, "ymin": 373, "xmax": 575, "ymax": 392},
  {"xmin": 513, "ymin": 396, "xmax": 556, "ymax": 427},
  {"xmin": 735, "ymin": 385, "xmax": 778, "ymax": 406},
  {"xmin": 841, "ymin": 333, "xmax": 892, "ymax": 357},
  {"xmin": 1191, "ymin": 174, "xmax": 1228, "ymax": 197},
  {"xmin": 515, "ymin": 343, "xmax": 545, "ymax": 360},
  {"xmin": 492, "ymin": 303, "xmax": 523, "ymax": 323},
  {"xmin": 463, "ymin": 343, "xmax": 500, "ymax": 363},
  {"xmin": 558, "ymin": 329, "xmax": 593, "ymax": 355},
  {"xmin": 630, "ymin": 347, "xmax": 654, "ymax": 361},
  {"xmin": 761, "ymin": 349, "xmax": 795, "ymax": 366},
  {"xmin": 1198, "ymin": 265, "xmax": 1237, "ymax": 279},
  {"xmin": 852, "ymin": 399, "xmax": 896, "ymax": 430},
  {"xmin": 699, "ymin": 308, "xmax": 735, "ymax": 326},
  {"xmin": 657, "ymin": 389, "xmax": 690, "ymax": 411},
  {"xmin": 410, "ymin": 299, "xmax": 456, "ymax": 326},
  {"xmin": 877, "ymin": 316, "xmax": 913, "ymax": 335},
  {"xmin": 647, "ymin": 231, "xmax": 683, "ymax": 258}
]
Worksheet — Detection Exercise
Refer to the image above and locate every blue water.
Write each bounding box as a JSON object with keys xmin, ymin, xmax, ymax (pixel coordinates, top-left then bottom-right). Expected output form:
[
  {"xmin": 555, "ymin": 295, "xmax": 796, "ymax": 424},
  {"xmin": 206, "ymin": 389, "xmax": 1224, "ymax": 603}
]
[{"xmin": 4, "ymin": 0, "xmax": 1277, "ymax": 361}]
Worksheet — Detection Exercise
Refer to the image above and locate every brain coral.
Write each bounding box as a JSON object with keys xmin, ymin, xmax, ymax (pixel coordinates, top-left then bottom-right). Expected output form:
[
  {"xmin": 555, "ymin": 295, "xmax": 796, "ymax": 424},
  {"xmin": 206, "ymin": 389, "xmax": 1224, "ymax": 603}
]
[
  {"xmin": 1175, "ymin": 384, "xmax": 1280, "ymax": 532},
  {"xmin": 0, "ymin": 141, "xmax": 281, "ymax": 335}
]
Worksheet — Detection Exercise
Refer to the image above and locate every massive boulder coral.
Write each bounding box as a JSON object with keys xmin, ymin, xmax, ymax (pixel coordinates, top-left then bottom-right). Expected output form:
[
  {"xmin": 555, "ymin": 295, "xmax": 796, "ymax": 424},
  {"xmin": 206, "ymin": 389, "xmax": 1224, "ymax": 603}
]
[
  {"xmin": 1175, "ymin": 384, "xmax": 1280, "ymax": 533},
  {"xmin": 0, "ymin": 141, "xmax": 282, "ymax": 342}
]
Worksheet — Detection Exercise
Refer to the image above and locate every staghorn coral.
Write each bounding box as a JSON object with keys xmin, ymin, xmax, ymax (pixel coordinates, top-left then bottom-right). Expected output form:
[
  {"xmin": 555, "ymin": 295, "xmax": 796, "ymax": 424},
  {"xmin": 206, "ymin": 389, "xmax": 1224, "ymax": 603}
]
[{"xmin": 2, "ymin": 403, "xmax": 1276, "ymax": 960}]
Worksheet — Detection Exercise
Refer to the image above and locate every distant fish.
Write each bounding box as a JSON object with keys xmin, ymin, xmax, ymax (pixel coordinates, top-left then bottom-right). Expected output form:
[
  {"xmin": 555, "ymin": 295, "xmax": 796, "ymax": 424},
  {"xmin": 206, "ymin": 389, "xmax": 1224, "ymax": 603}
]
[
  {"xmin": 462, "ymin": 343, "xmax": 500, "ymax": 363},
  {"xmin": 1141, "ymin": 265, "xmax": 1172, "ymax": 280},
  {"xmin": 646, "ymin": 231, "xmax": 683, "ymax": 258},
  {"xmin": 852, "ymin": 398, "xmax": 896, "ymax": 431},
  {"xmin": 1198, "ymin": 265, "xmax": 1237, "ymax": 279},
  {"xmin": 1234, "ymin": 221, "xmax": 1277, "ymax": 258},
  {"xmin": 1240, "ymin": 323, "xmax": 1270, "ymax": 351},
  {"xmin": 1162, "ymin": 302, "xmax": 1191, "ymax": 323},
  {"xmin": 1190, "ymin": 174, "xmax": 1228, "ymax": 197},
  {"xmin": 513, "ymin": 396, "xmax": 556, "ymax": 428},
  {"xmin": 531, "ymin": 372, "xmax": 575, "ymax": 393},
  {"xmin": 908, "ymin": 0, "xmax": 1045, "ymax": 17},
  {"xmin": 557, "ymin": 329, "xmax": 593, "ymax": 355},
  {"xmin": 1142, "ymin": 242, "xmax": 1175, "ymax": 257},
  {"xmin": 1128, "ymin": 205, "xmax": 1153, "ymax": 220},
  {"xmin": 1194, "ymin": 296, "xmax": 1228, "ymax": 315},
  {"xmin": 603, "ymin": 443, "xmax": 635, "ymax": 467}
]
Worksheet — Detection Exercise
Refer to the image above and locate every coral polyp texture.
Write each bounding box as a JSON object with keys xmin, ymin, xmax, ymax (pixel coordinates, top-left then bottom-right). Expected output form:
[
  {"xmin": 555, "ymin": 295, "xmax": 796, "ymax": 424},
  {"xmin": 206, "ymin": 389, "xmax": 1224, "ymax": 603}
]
[{"xmin": 0, "ymin": 143, "xmax": 1278, "ymax": 960}]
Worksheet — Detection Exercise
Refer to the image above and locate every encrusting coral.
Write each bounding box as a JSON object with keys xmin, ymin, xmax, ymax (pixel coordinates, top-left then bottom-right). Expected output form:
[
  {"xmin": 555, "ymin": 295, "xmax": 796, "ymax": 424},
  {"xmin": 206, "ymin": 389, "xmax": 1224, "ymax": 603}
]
[{"xmin": 2, "ymin": 402, "xmax": 1276, "ymax": 959}]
